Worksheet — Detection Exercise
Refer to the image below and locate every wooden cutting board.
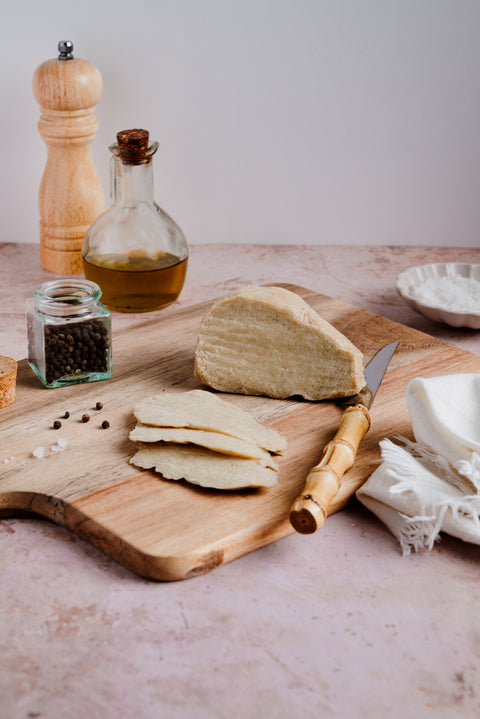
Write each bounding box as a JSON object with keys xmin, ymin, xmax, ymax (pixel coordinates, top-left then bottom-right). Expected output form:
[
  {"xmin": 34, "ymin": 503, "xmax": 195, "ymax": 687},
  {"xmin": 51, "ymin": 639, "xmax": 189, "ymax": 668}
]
[{"xmin": 1, "ymin": 284, "xmax": 479, "ymax": 581}]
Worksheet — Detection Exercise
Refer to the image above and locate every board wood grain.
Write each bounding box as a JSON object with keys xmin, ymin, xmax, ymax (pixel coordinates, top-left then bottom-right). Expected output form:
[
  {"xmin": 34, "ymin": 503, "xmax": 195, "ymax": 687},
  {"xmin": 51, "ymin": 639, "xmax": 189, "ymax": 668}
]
[{"xmin": 1, "ymin": 284, "xmax": 479, "ymax": 580}]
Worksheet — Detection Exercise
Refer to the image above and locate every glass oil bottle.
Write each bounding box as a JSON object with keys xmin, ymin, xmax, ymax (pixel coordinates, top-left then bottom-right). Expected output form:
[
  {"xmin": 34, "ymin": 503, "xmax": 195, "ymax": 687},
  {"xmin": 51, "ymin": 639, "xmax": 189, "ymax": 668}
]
[{"xmin": 82, "ymin": 129, "xmax": 188, "ymax": 312}]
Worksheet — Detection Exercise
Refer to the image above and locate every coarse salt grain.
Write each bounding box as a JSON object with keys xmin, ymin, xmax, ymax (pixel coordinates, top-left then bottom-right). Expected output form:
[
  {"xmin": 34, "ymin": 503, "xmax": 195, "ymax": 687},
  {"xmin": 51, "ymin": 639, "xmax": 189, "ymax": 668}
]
[
  {"xmin": 410, "ymin": 276, "xmax": 480, "ymax": 313},
  {"xmin": 32, "ymin": 447, "xmax": 45, "ymax": 458},
  {"xmin": 51, "ymin": 438, "xmax": 68, "ymax": 452}
]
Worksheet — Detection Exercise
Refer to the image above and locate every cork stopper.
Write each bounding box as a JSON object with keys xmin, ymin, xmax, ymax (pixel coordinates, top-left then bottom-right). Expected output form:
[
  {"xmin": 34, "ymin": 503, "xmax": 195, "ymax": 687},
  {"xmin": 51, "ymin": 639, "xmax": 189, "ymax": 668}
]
[
  {"xmin": 117, "ymin": 129, "xmax": 149, "ymax": 149},
  {"xmin": 0, "ymin": 356, "xmax": 17, "ymax": 409},
  {"xmin": 114, "ymin": 129, "xmax": 157, "ymax": 165}
]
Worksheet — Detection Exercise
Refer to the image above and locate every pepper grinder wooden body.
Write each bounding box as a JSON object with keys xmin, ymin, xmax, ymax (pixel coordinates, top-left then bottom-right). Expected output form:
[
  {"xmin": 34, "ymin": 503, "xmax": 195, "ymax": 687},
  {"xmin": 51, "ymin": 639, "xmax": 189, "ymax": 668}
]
[{"xmin": 33, "ymin": 42, "xmax": 104, "ymax": 274}]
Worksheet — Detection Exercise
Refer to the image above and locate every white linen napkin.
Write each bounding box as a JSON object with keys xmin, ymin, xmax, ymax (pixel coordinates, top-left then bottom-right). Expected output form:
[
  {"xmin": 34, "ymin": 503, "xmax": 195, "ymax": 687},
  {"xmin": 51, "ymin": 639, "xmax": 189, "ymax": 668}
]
[{"xmin": 356, "ymin": 373, "xmax": 480, "ymax": 555}]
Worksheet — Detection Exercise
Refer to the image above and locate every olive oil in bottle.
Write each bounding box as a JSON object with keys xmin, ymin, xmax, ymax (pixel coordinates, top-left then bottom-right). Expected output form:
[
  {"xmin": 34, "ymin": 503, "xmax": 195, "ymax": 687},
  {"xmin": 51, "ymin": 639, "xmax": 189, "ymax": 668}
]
[
  {"xmin": 83, "ymin": 251, "xmax": 188, "ymax": 312},
  {"xmin": 82, "ymin": 129, "xmax": 188, "ymax": 312}
]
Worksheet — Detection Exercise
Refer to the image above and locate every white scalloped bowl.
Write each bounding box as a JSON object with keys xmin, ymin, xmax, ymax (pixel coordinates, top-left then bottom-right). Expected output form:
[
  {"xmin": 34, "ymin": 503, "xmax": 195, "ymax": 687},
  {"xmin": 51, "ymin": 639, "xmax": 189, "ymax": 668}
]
[{"xmin": 396, "ymin": 262, "xmax": 480, "ymax": 329}]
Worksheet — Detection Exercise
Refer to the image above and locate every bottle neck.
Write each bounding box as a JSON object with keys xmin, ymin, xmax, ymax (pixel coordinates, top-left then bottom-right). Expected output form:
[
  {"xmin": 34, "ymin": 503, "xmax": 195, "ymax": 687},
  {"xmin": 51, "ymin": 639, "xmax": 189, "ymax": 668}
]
[{"xmin": 112, "ymin": 157, "xmax": 155, "ymax": 205}]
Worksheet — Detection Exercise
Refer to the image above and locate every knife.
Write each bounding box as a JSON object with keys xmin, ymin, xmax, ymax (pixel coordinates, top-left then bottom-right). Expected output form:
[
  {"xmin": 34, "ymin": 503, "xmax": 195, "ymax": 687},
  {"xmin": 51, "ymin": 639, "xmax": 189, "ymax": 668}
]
[{"xmin": 289, "ymin": 340, "xmax": 399, "ymax": 534}]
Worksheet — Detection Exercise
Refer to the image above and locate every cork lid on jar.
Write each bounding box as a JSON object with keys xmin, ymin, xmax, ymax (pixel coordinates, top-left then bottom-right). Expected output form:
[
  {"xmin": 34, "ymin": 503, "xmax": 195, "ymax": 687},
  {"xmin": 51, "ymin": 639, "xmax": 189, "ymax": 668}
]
[{"xmin": 0, "ymin": 356, "xmax": 17, "ymax": 409}]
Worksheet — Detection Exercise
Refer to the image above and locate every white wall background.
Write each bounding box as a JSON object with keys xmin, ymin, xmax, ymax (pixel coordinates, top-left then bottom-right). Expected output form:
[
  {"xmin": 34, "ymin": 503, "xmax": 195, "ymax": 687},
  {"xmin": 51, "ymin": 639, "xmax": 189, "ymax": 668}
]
[{"xmin": 3, "ymin": 0, "xmax": 480, "ymax": 247}]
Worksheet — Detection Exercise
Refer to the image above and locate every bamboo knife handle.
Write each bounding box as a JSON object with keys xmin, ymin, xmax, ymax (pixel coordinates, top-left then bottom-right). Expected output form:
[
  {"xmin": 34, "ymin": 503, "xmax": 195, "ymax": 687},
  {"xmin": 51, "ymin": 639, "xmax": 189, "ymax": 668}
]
[{"xmin": 289, "ymin": 405, "xmax": 371, "ymax": 534}]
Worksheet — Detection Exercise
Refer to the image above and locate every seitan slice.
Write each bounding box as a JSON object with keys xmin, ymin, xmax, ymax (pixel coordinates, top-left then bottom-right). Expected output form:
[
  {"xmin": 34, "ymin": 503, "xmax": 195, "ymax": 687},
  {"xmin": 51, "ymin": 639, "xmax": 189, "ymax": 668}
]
[
  {"xmin": 129, "ymin": 424, "xmax": 278, "ymax": 468},
  {"xmin": 133, "ymin": 389, "xmax": 286, "ymax": 453},
  {"xmin": 194, "ymin": 285, "xmax": 365, "ymax": 400},
  {"xmin": 130, "ymin": 443, "xmax": 278, "ymax": 490}
]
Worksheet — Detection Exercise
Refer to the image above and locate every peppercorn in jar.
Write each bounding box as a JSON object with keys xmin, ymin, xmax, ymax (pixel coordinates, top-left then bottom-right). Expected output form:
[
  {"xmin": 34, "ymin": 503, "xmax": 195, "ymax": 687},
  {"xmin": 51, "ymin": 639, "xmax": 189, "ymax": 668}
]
[{"xmin": 26, "ymin": 280, "xmax": 112, "ymax": 388}]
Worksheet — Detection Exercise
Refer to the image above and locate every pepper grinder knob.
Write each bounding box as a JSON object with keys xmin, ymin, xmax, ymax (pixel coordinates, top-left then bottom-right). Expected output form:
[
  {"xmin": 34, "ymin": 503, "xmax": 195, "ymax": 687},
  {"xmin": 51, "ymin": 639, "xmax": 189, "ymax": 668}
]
[
  {"xmin": 33, "ymin": 41, "xmax": 104, "ymax": 274},
  {"xmin": 58, "ymin": 40, "xmax": 74, "ymax": 60}
]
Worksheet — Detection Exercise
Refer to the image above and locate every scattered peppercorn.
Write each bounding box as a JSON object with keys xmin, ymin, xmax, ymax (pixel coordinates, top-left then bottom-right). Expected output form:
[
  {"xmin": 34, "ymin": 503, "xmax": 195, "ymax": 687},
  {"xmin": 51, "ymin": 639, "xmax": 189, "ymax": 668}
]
[
  {"xmin": 53, "ymin": 420, "xmax": 62, "ymax": 430},
  {"xmin": 101, "ymin": 420, "xmax": 110, "ymax": 429},
  {"xmin": 95, "ymin": 402, "xmax": 103, "ymax": 410},
  {"xmin": 63, "ymin": 411, "xmax": 70, "ymax": 419},
  {"xmin": 81, "ymin": 414, "xmax": 90, "ymax": 423}
]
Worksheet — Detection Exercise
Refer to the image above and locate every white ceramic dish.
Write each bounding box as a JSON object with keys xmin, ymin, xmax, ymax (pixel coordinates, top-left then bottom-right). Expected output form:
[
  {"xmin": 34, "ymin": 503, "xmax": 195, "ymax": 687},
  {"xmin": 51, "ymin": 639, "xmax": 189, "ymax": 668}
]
[{"xmin": 396, "ymin": 262, "xmax": 480, "ymax": 329}]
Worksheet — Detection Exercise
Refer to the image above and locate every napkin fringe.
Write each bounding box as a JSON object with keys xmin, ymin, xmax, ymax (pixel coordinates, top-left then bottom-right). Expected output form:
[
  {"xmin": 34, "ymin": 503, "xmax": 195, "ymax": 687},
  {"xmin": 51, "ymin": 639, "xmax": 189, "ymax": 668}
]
[
  {"xmin": 397, "ymin": 515, "xmax": 440, "ymax": 556},
  {"xmin": 378, "ymin": 437, "xmax": 480, "ymax": 555},
  {"xmin": 398, "ymin": 496, "xmax": 480, "ymax": 555}
]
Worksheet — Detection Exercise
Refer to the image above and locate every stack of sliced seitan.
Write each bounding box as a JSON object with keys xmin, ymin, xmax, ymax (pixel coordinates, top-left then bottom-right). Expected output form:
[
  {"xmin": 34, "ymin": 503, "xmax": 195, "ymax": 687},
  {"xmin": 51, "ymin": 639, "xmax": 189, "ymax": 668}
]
[{"xmin": 129, "ymin": 389, "xmax": 286, "ymax": 490}]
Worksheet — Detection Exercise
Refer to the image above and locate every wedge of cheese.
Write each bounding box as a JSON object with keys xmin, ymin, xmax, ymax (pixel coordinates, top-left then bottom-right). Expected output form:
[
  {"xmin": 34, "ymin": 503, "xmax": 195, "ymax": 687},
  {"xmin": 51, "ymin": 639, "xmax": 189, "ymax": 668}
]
[
  {"xmin": 133, "ymin": 388, "xmax": 286, "ymax": 453},
  {"xmin": 194, "ymin": 286, "xmax": 365, "ymax": 400},
  {"xmin": 130, "ymin": 443, "xmax": 278, "ymax": 490}
]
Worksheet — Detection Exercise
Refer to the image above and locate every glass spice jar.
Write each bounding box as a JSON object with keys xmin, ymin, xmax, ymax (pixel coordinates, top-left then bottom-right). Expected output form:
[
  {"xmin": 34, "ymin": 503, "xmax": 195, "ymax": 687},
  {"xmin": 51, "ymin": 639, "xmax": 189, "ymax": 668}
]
[
  {"xmin": 82, "ymin": 128, "xmax": 188, "ymax": 313},
  {"xmin": 25, "ymin": 279, "xmax": 112, "ymax": 388}
]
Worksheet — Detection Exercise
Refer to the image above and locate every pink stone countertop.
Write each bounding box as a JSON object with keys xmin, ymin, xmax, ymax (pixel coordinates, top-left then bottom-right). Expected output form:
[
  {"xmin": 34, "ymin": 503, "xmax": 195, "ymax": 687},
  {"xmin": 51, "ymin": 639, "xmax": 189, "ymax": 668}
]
[{"xmin": 1, "ymin": 243, "xmax": 480, "ymax": 719}]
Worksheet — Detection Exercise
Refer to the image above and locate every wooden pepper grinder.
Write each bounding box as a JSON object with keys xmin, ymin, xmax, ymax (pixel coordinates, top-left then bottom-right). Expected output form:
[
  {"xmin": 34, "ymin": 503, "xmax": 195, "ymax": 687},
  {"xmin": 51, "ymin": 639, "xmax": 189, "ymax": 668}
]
[{"xmin": 33, "ymin": 41, "xmax": 104, "ymax": 274}]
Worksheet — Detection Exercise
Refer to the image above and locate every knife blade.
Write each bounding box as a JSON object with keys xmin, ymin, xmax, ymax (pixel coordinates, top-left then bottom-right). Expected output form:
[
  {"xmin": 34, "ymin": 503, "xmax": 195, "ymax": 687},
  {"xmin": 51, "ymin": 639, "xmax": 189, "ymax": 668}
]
[{"xmin": 289, "ymin": 340, "xmax": 399, "ymax": 534}]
